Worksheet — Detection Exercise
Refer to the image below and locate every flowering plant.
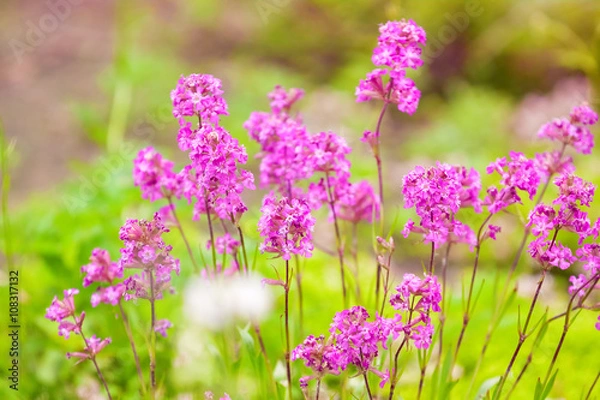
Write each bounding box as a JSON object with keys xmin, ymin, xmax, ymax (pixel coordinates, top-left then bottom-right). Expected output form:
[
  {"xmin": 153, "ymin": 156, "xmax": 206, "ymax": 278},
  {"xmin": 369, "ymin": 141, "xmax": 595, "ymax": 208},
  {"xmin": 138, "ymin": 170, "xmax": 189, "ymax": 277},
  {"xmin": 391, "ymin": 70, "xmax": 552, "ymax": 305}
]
[{"xmin": 40, "ymin": 18, "xmax": 600, "ymax": 400}]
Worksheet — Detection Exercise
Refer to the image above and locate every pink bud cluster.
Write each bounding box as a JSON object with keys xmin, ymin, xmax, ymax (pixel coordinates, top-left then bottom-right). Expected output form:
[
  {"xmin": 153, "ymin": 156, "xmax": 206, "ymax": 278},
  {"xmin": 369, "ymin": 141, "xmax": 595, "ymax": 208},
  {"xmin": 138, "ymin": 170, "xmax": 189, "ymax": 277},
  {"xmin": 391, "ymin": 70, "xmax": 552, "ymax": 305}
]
[
  {"xmin": 484, "ymin": 151, "xmax": 542, "ymax": 214},
  {"xmin": 402, "ymin": 163, "xmax": 481, "ymax": 248},
  {"xmin": 356, "ymin": 20, "xmax": 427, "ymax": 115},
  {"xmin": 257, "ymin": 193, "xmax": 316, "ymax": 260}
]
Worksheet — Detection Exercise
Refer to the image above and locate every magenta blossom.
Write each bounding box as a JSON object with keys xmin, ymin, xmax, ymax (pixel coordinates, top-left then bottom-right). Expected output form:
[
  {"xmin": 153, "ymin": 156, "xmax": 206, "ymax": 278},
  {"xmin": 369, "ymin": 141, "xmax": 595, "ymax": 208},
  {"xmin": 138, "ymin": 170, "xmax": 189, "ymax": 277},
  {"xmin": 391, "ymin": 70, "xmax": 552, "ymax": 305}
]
[
  {"xmin": 537, "ymin": 103, "xmax": 598, "ymax": 154},
  {"xmin": 66, "ymin": 335, "xmax": 111, "ymax": 364},
  {"xmin": 257, "ymin": 193, "xmax": 315, "ymax": 260},
  {"xmin": 81, "ymin": 248, "xmax": 123, "ymax": 287}
]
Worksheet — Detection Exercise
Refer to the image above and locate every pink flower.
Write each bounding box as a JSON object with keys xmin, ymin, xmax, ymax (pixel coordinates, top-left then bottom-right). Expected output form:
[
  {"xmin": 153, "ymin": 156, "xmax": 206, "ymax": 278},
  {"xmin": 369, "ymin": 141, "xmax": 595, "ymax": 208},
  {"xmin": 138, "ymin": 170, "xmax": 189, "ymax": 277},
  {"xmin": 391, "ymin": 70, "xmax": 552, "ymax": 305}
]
[
  {"xmin": 171, "ymin": 73, "xmax": 228, "ymax": 126},
  {"xmin": 258, "ymin": 193, "xmax": 316, "ymax": 260},
  {"xmin": 119, "ymin": 213, "xmax": 180, "ymax": 301},
  {"xmin": 91, "ymin": 284, "xmax": 126, "ymax": 307},
  {"xmin": 133, "ymin": 147, "xmax": 183, "ymax": 201},
  {"xmin": 207, "ymin": 233, "xmax": 240, "ymax": 255},
  {"xmin": 81, "ymin": 249, "xmax": 123, "ymax": 287},
  {"xmin": 537, "ymin": 103, "xmax": 598, "ymax": 154},
  {"xmin": 66, "ymin": 335, "xmax": 111, "ymax": 363},
  {"xmin": 45, "ymin": 289, "xmax": 79, "ymax": 322},
  {"xmin": 154, "ymin": 319, "xmax": 173, "ymax": 337},
  {"xmin": 402, "ymin": 163, "xmax": 478, "ymax": 248},
  {"xmin": 336, "ymin": 180, "xmax": 381, "ymax": 224}
]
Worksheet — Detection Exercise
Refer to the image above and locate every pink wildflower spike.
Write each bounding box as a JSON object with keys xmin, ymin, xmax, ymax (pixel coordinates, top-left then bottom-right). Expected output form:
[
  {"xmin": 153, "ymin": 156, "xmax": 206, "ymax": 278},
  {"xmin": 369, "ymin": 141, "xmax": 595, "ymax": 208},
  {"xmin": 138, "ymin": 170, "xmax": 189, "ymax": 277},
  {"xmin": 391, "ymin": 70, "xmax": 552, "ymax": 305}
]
[
  {"xmin": 90, "ymin": 283, "xmax": 126, "ymax": 307},
  {"xmin": 537, "ymin": 103, "xmax": 598, "ymax": 154},
  {"xmin": 268, "ymin": 85, "xmax": 304, "ymax": 114},
  {"xmin": 356, "ymin": 19, "xmax": 426, "ymax": 115},
  {"xmin": 257, "ymin": 193, "xmax": 316, "ymax": 260},
  {"xmin": 119, "ymin": 213, "xmax": 180, "ymax": 301}
]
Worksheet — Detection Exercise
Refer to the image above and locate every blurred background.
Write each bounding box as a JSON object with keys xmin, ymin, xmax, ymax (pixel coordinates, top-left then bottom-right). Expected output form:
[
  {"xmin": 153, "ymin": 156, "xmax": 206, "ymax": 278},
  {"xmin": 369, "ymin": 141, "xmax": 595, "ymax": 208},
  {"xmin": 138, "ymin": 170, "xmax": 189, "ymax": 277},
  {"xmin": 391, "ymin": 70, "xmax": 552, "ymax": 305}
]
[{"xmin": 0, "ymin": 0, "xmax": 599, "ymax": 399}]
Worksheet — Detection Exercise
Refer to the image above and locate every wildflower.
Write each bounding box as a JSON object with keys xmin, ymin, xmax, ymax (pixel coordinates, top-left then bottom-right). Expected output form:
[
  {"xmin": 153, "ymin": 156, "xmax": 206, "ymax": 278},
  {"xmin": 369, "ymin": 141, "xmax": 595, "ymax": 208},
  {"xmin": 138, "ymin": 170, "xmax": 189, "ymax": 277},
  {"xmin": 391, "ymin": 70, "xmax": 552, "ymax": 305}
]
[
  {"xmin": 154, "ymin": 319, "xmax": 173, "ymax": 337},
  {"xmin": 402, "ymin": 163, "xmax": 478, "ymax": 248},
  {"xmin": 81, "ymin": 248, "xmax": 123, "ymax": 287},
  {"xmin": 537, "ymin": 103, "xmax": 598, "ymax": 154},
  {"xmin": 336, "ymin": 180, "xmax": 381, "ymax": 224},
  {"xmin": 257, "ymin": 193, "xmax": 315, "ymax": 260},
  {"xmin": 119, "ymin": 213, "xmax": 180, "ymax": 301},
  {"xmin": 207, "ymin": 233, "xmax": 240, "ymax": 255},
  {"xmin": 133, "ymin": 147, "xmax": 182, "ymax": 201},
  {"xmin": 356, "ymin": 20, "xmax": 427, "ymax": 115},
  {"xmin": 66, "ymin": 335, "xmax": 112, "ymax": 363},
  {"xmin": 171, "ymin": 73, "xmax": 228, "ymax": 127}
]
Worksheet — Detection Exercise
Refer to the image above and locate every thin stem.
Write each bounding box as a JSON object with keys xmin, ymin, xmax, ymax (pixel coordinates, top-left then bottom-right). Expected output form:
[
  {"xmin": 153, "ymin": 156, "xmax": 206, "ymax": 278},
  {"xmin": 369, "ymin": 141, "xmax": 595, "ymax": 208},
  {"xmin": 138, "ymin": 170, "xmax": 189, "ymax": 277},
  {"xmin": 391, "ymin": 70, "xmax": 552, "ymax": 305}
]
[
  {"xmin": 72, "ymin": 316, "xmax": 113, "ymax": 400},
  {"xmin": 454, "ymin": 213, "xmax": 492, "ymax": 362},
  {"xmin": 204, "ymin": 194, "xmax": 218, "ymax": 271},
  {"xmin": 324, "ymin": 171, "xmax": 347, "ymax": 306},
  {"xmin": 363, "ymin": 372, "xmax": 374, "ymax": 400},
  {"xmin": 316, "ymin": 378, "xmax": 322, "ymax": 400},
  {"xmin": 351, "ymin": 223, "xmax": 362, "ymax": 303},
  {"xmin": 295, "ymin": 254, "xmax": 304, "ymax": 335},
  {"xmin": 388, "ymin": 336, "xmax": 409, "ymax": 400},
  {"xmin": 373, "ymin": 100, "xmax": 390, "ymax": 208},
  {"xmin": 118, "ymin": 302, "xmax": 146, "ymax": 395},
  {"xmin": 167, "ymin": 196, "xmax": 199, "ymax": 273},
  {"xmin": 428, "ymin": 242, "xmax": 435, "ymax": 275},
  {"xmin": 284, "ymin": 259, "xmax": 293, "ymax": 400},
  {"xmin": 585, "ymin": 371, "xmax": 600, "ymax": 400},
  {"xmin": 494, "ymin": 268, "xmax": 548, "ymax": 399},
  {"xmin": 149, "ymin": 269, "xmax": 157, "ymax": 398},
  {"xmin": 379, "ymin": 248, "xmax": 394, "ymax": 316},
  {"xmin": 253, "ymin": 323, "xmax": 278, "ymax": 397},
  {"xmin": 437, "ymin": 243, "xmax": 452, "ymax": 361},
  {"xmin": 542, "ymin": 271, "xmax": 600, "ymax": 384},
  {"xmin": 417, "ymin": 350, "xmax": 427, "ymax": 400}
]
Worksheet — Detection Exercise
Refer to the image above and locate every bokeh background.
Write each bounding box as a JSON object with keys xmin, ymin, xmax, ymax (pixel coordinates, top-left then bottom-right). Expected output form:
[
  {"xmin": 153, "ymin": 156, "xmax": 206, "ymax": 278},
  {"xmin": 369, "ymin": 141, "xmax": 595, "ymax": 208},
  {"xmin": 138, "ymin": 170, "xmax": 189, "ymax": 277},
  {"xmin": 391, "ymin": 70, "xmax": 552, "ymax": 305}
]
[{"xmin": 1, "ymin": 0, "xmax": 599, "ymax": 399}]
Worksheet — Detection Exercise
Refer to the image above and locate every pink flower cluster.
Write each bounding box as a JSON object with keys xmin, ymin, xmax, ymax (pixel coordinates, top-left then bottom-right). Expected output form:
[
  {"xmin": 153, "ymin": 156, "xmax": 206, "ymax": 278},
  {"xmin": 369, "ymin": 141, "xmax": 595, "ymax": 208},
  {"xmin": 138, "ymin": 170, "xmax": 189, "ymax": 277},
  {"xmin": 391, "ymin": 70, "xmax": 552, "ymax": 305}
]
[
  {"xmin": 133, "ymin": 147, "xmax": 183, "ymax": 202},
  {"xmin": 390, "ymin": 273, "xmax": 442, "ymax": 349},
  {"xmin": 80, "ymin": 248, "xmax": 127, "ymax": 307},
  {"xmin": 335, "ymin": 180, "xmax": 381, "ymax": 224},
  {"xmin": 45, "ymin": 289, "xmax": 111, "ymax": 361},
  {"xmin": 356, "ymin": 20, "xmax": 426, "ymax": 115},
  {"xmin": 402, "ymin": 163, "xmax": 480, "ymax": 248},
  {"xmin": 171, "ymin": 73, "xmax": 228, "ymax": 127},
  {"xmin": 484, "ymin": 151, "xmax": 541, "ymax": 214},
  {"xmin": 537, "ymin": 103, "xmax": 598, "ymax": 154},
  {"xmin": 527, "ymin": 174, "xmax": 595, "ymax": 270},
  {"xmin": 119, "ymin": 213, "xmax": 181, "ymax": 301},
  {"xmin": 257, "ymin": 193, "xmax": 315, "ymax": 260},
  {"xmin": 293, "ymin": 274, "xmax": 442, "ymax": 390},
  {"xmin": 245, "ymin": 85, "xmax": 312, "ymax": 193}
]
